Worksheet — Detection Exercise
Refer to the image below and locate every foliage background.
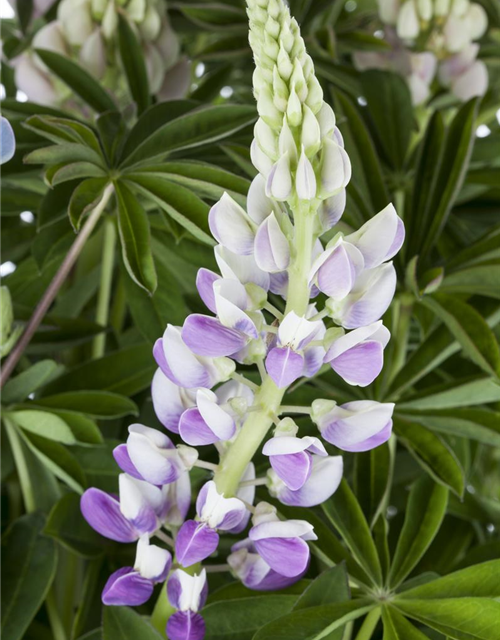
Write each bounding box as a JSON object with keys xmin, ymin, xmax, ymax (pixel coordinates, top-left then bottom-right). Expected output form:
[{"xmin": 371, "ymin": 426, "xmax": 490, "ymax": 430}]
[{"xmin": 1, "ymin": 1, "xmax": 500, "ymax": 639}]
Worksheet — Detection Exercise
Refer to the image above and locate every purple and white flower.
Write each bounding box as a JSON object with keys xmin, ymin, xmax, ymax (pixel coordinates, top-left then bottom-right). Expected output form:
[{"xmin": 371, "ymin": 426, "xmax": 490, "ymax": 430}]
[
  {"xmin": 312, "ymin": 399, "xmax": 395, "ymax": 451},
  {"xmin": 175, "ymin": 482, "xmax": 247, "ymax": 567},
  {"xmin": 179, "ymin": 388, "xmax": 236, "ymax": 446},
  {"xmin": 167, "ymin": 569, "xmax": 208, "ymax": 640},
  {"xmin": 248, "ymin": 503, "xmax": 316, "ymax": 577},
  {"xmin": 102, "ymin": 535, "xmax": 172, "ymax": 606},
  {"xmin": 324, "ymin": 321, "xmax": 391, "ymax": 387},
  {"xmin": 268, "ymin": 455, "xmax": 343, "ymax": 507},
  {"xmin": 265, "ymin": 311, "xmax": 323, "ymax": 387}
]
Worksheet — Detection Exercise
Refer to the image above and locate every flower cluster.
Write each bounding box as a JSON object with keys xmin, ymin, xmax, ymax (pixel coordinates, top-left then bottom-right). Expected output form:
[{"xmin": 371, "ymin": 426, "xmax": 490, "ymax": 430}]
[
  {"xmin": 80, "ymin": 1, "xmax": 404, "ymax": 638},
  {"xmin": 12, "ymin": 0, "xmax": 189, "ymax": 108},
  {"xmin": 356, "ymin": 0, "xmax": 488, "ymax": 104}
]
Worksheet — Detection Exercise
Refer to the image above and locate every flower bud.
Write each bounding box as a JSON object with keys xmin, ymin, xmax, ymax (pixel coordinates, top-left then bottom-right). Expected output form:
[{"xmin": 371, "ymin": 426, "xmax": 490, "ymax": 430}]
[
  {"xmin": 301, "ymin": 105, "xmax": 321, "ymax": 156},
  {"xmin": 397, "ymin": 0, "xmax": 420, "ymax": 40},
  {"xmin": 295, "ymin": 148, "xmax": 317, "ymax": 200},
  {"xmin": 266, "ymin": 152, "xmax": 292, "ymax": 201},
  {"xmin": 286, "ymin": 86, "xmax": 302, "ymax": 127}
]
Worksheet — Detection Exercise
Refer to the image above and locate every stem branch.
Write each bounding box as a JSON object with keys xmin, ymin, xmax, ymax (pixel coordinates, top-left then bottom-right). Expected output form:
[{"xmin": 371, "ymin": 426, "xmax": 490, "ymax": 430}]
[{"xmin": 91, "ymin": 216, "xmax": 116, "ymax": 359}]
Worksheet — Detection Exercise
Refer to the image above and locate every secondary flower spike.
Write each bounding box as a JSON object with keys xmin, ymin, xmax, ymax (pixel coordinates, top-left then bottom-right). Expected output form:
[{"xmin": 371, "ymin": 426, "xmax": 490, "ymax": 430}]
[{"xmin": 79, "ymin": 2, "xmax": 405, "ymax": 637}]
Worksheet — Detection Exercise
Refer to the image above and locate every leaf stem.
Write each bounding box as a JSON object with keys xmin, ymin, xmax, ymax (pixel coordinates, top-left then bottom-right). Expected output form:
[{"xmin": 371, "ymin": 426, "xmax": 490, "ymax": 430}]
[
  {"xmin": 91, "ymin": 215, "xmax": 117, "ymax": 359},
  {"xmin": 46, "ymin": 588, "xmax": 68, "ymax": 640},
  {"xmin": 0, "ymin": 183, "xmax": 114, "ymax": 387}
]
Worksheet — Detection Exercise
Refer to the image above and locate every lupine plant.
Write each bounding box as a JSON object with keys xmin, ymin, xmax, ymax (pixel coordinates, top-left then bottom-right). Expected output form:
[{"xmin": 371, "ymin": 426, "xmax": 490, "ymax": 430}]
[{"xmin": 1, "ymin": 1, "xmax": 500, "ymax": 640}]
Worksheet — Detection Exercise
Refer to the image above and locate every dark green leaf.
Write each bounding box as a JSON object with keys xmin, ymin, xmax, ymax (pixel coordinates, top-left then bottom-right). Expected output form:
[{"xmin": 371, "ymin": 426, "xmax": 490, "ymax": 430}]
[
  {"xmin": 354, "ymin": 441, "xmax": 392, "ymax": 527},
  {"xmin": 44, "ymin": 493, "xmax": 104, "ymax": 558},
  {"xmin": 127, "ymin": 174, "xmax": 213, "ymax": 244},
  {"xmin": 102, "ymin": 606, "xmax": 163, "ymax": 640},
  {"xmin": 1, "ymin": 512, "xmax": 58, "ymax": 640},
  {"xmin": 68, "ymin": 178, "xmax": 109, "ymax": 231},
  {"xmin": 115, "ymin": 181, "xmax": 157, "ymax": 293},
  {"xmin": 389, "ymin": 476, "xmax": 448, "ymax": 588},
  {"xmin": 253, "ymin": 599, "xmax": 374, "ymax": 640},
  {"xmin": 382, "ymin": 607, "xmax": 431, "ymax": 640},
  {"xmin": 118, "ymin": 14, "xmax": 150, "ymax": 114},
  {"xmin": 293, "ymin": 565, "xmax": 349, "ymax": 612},
  {"xmin": 322, "ymin": 479, "xmax": 383, "ymax": 586},
  {"xmin": 24, "ymin": 143, "xmax": 104, "ymax": 168},
  {"xmin": 394, "ymin": 418, "xmax": 464, "ymax": 497},
  {"xmin": 420, "ymin": 98, "xmax": 479, "ymax": 261},
  {"xmin": 2, "ymin": 360, "xmax": 62, "ymax": 404},
  {"xmin": 360, "ymin": 70, "xmax": 413, "ymax": 170},
  {"xmin": 398, "ymin": 376, "xmax": 500, "ymax": 410},
  {"xmin": 394, "ymin": 598, "xmax": 500, "ymax": 640},
  {"xmin": 34, "ymin": 391, "xmax": 138, "ymax": 419},
  {"xmin": 421, "ymin": 293, "xmax": 500, "ymax": 377},
  {"xmin": 34, "ymin": 49, "xmax": 117, "ymax": 113},
  {"xmin": 121, "ymin": 104, "xmax": 256, "ymax": 168},
  {"xmin": 441, "ymin": 262, "xmax": 500, "ymax": 299},
  {"xmin": 204, "ymin": 595, "xmax": 299, "ymax": 640}
]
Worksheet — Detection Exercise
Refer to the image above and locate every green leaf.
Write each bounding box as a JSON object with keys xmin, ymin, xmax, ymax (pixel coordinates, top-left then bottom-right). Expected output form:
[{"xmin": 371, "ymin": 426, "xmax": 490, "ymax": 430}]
[
  {"xmin": 127, "ymin": 174, "xmax": 213, "ymax": 245},
  {"xmin": 394, "ymin": 598, "xmax": 500, "ymax": 640},
  {"xmin": 121, "ymin": 104, "xmax": 256, "ymax": 168},
  {"xmin": 50, "ymin": 162, "xmax": 106, "ymax": 187},
  {"xmin": 102, "ymin": 606, "xmax": 163, "ymax": 640},
  {"xmin": 405, "ymin": 111, "xmax": 445, "ymax": 260},
  {"xmin": 420, "ymin": 98, "xmax": 479, "ymax": 261},
  {"xmin": 73, "ymin": 441, "xmax": 119, "ymax": 493},
  {"xmin": 24, "ymin": 143, "xmax": 104, "ymax": 168},
  {"xmin": 34, "ymin": 391, "xmax": 138, "ymax": 419},
  {"xmin": 394, "ymin": 418, "xmax": 464, "ymax": 497},
  {"xmin": 44, "ymin": 493, "xmax": 104, "ymax": 558},
  {"xmin": 21, "ymin": 430, "xmax": 86, "ymax": 493},
  {"xmin": 10, "ymin": 409, "xmax": 76, "ymax": 444},
  {"xmin": 399, "ymin": 560, "xmax": 500, "ymax": 599},
  {"xmin": 359, "ymin": 69, "xmax": 413, "ymax": 170},
  {"xmin": 354, "ymin": 441, "xmax": 392, "ymax": 527},
  {"xmin": 41, "ymin": 344, "xmax": 156, "ymax": 396},
  {"xmin": 1, "ymin": 512, "xmax": 58, "ymax": 640},
  {"xmin": 441, "ymin": 262, "xmax": 500, "ymax": 299},
  {"xmin": 382, "ymin": 607, "xmax": 432, "ymax": 640},
  {"xmin": 2, "ymin": 360, "xmax": 62, "ymax": 404},
  {"xmin": 389, "ymin": 476, "xmax": 448, "ymax": 588},
  {"xmin": 396, "ymin": 408, "xmax": 500, "ymax": 447},
  {"xmin": 397, "ymin": 377, "xmax": 500, "ymax": 410},
  {"xmin": 119, "ymin": 100, "xmax": 197, "ymax": 162},
  {"xmin": 115, "ymin": 181, "xmax": 157, "ymax": 293},
  {"xmin": 322, "ymin": 479, "xmax": 383, "ymax": 586},
  {"xmin": 421, "ymin": 293, "xmax": 500, "ymax": 377},
  {"xmin": 253, "ymin": 600, "xmax": 374, "ymax": 640},
  {"xmin": 117, "ymin": 14, "xmax": 150, "ymax": 114},
  {"xmin": 335, "ymin": 91, "xmax": 390, "ymax": 214},
  {"xmin": 204, "ymin": 595, "xmax": 299, "ymax": 640},
  {"xmin": 68, "ymin": 178, "xmax": 109, "ymax": 231},
  {"xmin": 293, "ymin": 565, "xmax": 349, "ymax": 613},
  {"xmin": 34, "ymin": 49, "xmax": 117, "ymax": 113}
]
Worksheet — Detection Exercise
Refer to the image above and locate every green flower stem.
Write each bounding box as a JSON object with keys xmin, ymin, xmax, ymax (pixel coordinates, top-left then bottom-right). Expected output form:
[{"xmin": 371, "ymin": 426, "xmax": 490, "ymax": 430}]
[
  {"xmin": 92, "ymin": 216, "xmax": 117, "ymax": 359},
  {"xmin": 0, "ymin": 183, "xmax": 115, "ymax": 387},
  {"xmin": 353, "ymin": 607, "xmax": 381, "ymax": 640},
  {"xmin": 3, "ymin": 416, "xmax": 35, "ymax": 513},
  {"xmin": 214, "ymin": 204, "xmax": 316, "ymax": 497},
  {"xmin": 151, "ymin": 563, "xmax": 201, "ymax": 635}
]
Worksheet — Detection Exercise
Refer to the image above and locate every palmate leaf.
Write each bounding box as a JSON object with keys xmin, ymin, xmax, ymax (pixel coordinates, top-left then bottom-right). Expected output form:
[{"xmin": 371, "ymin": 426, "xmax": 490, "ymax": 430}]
[
  {"xmin": 354, "ymin": 441, "xmax": 393, "ymax": 528},
  {"xmin": 388, "ymin": 476, "xmax": 448, "ymax": 588},
  {"xmin": 382, "ymin": 607, "xmax": 429, "ymax": 640},
  {"xmin": 120, "ymin": 104, "xmax": 256, "ymax": 168},
  {"xmin": 117, "ymin": 14, "xmax": 150, "ymax": 114},
  {"xmin": 102, "ymin": 606, "xmax": 163, "ymax": 640},
  {"xmin": 9, "ymin": 409, "xmax": 76, "ymax": 444},
  {"xmin": 440, "ymin": 261, "xmax": 500, "ymax": 299},
  {"xmin": 2, "ymin": 359, "xmax": 62, "ymax": 404},
  {"xmin": 68, "ymin": 178, "xmax": 110, "ymax": 231},
  {"xmin": 33, "ymin": 390, "xmax": 138, "ymax": 419},
  {"xmin": 1, "ymin": 512, "xmax": 58, "ymax": 640}
]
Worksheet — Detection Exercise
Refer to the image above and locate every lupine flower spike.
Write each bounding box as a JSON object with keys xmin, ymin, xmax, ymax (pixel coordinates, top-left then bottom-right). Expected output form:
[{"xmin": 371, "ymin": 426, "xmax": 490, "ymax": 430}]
[{"xmin": 81, "ymin": 1, "xmax": 404, "ymax": 637}]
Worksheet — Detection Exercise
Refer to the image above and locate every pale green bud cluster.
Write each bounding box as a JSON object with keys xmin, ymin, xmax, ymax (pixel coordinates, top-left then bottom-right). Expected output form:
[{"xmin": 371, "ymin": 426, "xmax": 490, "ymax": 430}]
[{"xmin": 246, "ymin": 0, "xmax": 351, "ymax": 204}]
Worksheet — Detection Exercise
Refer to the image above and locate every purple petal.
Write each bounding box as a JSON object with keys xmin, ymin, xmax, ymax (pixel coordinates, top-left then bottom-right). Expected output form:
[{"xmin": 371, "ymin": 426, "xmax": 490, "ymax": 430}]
[
  {"xmin": 269, "ymin": 271, "xmax": 288, "ymax": 296},
  {"xmin": 113, "ymin": 444, "xmax": 144, "ymax": 481},
  {"xmin": 176, "ymin": 520, "xmax": 219, "ymax": 567},
  {"xmin": 386, "ymin": 217, "xmax": 405, "ymax": 261},
  {"xmin": 253, "ymin": 537, "xmax": 310, "ymax": 577},
  {"xmin": 254, "ymin": 213, "xmax": 290, "ymax": 274},
  {"xmin": 102, "ymin": 567, "xmax": 153, "ymax": 606},
  {"xmin": 330, "ymin": 340, "xmax": 383, "ymax": 387},
  {"xmin": 153, "ymin": 328, "xmax": 213, "ymax": 389},
  {"xmin": 270, "ymin": 451, "xmax": 312, "ymax": 491},
  {"xmin": 266, "ymin": 347, "xmax": 304, "ymax": 389},
  {"xmin": 340, "ymin": 420, "xmax": 393, "ymax": 452},
  {"xmin": 317, "ymin": 244, "xmax": 358, "ymax": 299},
  {"xmin": 152, "ymin": 368, "xmax": 194, "ymax": 434},
  {"xmin": 182, "ymin": 314, "xmax": 246, "ymax": 357},
  {"xmin": 196, "ymin": 268, "xmax": 219, "ymax": 314},
  {"xmin": 179, "ymin": 408, "xmax": 220, "ymax": 446},
  {"xmin": 167, "ymin": 611, "xmax": 206, "ymax": 640},
  {"xmin": 80, "ymin": 488, "xmax": 138, "ymax": 543},
  {"xmin": 209, "ymin": 192, "xmax": 255, "ymax": 255},
  {"xmin": 275, "ymin": 456, "xmax": 343, "ymax": 507}
]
